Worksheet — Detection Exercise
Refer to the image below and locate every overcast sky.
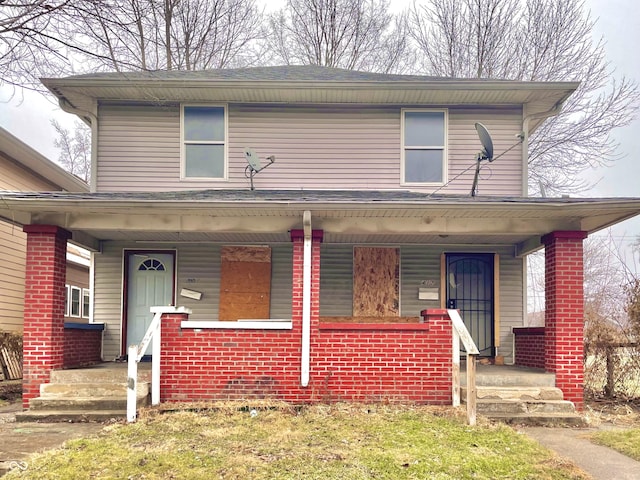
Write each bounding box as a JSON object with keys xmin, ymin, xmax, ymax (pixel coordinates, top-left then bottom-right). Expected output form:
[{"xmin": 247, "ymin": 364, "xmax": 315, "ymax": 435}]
[{"xmin": 1, "ymin": 0, "xmax": 638, "ymax": 210}]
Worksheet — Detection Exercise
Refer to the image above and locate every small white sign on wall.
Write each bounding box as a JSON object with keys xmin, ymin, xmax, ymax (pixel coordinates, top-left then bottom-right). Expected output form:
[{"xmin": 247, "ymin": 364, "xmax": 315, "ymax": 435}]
[
  {"xmin": 180, "ymin": 288, "xmax": 202, "ymax": 300},
  {"xmin": 418, "ymin": 287, "xmax": 439, "ymax": 301}
]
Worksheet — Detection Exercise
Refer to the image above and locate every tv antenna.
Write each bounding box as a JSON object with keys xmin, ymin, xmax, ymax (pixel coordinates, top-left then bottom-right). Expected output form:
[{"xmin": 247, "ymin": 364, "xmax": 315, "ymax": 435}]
[{"xmin": 244, "ymin": 147, "xmax": 275, "ymax": 190}]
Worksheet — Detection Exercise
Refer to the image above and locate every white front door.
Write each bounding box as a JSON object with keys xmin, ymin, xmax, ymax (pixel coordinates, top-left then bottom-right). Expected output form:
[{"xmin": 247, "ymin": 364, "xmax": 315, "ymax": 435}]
[{"xmin": 126, "ymin": 252, "xmax": 174, "ymax": 355}]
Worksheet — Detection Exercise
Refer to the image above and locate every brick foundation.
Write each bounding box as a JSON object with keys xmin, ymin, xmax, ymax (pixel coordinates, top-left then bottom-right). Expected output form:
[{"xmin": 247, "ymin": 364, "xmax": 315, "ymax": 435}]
[
  {"xmin": 513, "ymin": 327, "xmax": 545, "ymax": 370},
  {"xmin": 542, "ymin": 230, "xmax": 587, "ymax": 410},
  {"xmin": 22, "ymin": 225, "xmax": 71, "ymax": 408}
]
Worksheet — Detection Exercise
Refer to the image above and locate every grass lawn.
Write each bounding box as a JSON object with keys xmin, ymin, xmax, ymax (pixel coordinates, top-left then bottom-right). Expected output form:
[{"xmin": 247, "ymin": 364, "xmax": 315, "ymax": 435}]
[
  {"xmin": 5, "ymin": 404, "xmax": 589, "ymax": 480},
  {"xmin": 590, "ymin": 428, "xmax": 640, "ymax": 462}
]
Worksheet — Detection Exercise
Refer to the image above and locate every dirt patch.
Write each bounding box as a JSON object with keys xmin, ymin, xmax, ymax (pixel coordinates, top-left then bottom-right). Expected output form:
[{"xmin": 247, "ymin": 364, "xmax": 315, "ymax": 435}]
[
  {"xmin": 0, "ymin": 381, "xmax": 22, "ymax": 404},
  {"xmin": 585, "ymin": 397, "xmax": 640, "ymax": 427}
]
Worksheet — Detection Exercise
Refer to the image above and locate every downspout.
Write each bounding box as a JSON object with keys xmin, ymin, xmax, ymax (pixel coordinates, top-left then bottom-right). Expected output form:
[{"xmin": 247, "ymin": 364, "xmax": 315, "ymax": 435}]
[
  {"xmin": 301, "ymin": 210, "xmax": 312, "ymax": 387},
  {"xmin": 58, "ymin": 98, "xmax": 98, "ymax": 193},
  {"xmin": 521, "ymin": 101, "xmax": 565, "ymax": 196}
]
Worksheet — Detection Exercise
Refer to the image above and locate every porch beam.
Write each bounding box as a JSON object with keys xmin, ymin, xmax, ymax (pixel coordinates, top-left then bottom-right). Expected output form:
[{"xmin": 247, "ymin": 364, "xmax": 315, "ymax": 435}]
[
  {"xmin": 30, "ymin": 211, "xmax": 581, "ymax": 236},
  {"xmin": 515, "ymin": 236, "xmax": 543, "ymax": 257},
  {"xmin": 70, "ymin": 230, "xmax": 100, "ymax": 252}
]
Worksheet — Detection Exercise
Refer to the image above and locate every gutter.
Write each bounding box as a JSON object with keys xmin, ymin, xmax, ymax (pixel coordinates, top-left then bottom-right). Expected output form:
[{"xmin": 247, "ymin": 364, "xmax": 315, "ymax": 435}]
[
  {"xmin": 58, "ymin": 98, "xmax": 99, "ymax": 193},
  {"xmin": 301, "ymin": 210, "xmax": 312, "ymax": 387}
]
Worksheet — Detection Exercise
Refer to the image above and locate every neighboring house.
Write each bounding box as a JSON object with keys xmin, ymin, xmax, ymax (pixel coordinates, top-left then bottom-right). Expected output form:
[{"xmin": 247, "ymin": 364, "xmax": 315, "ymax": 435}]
[
  {"xmin": 0, "ymin": 127, "xmax": 89, "ymax": 333},
  {"xmin": 3, "ymin": 66, "xmax": 640, "ymax": 411}
]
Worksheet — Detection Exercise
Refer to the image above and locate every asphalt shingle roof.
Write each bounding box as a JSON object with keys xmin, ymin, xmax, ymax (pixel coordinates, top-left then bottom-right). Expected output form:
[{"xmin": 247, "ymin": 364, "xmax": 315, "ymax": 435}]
[{"xmin": 57, "ymin": 65, "xmax": 467, "ymax": 83}]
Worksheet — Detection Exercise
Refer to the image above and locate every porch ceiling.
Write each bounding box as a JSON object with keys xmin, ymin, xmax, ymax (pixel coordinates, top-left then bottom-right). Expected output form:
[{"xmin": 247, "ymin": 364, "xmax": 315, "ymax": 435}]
[{"xmin": 1, "ymin": 190, "xmax": 639, "ymax": 255}]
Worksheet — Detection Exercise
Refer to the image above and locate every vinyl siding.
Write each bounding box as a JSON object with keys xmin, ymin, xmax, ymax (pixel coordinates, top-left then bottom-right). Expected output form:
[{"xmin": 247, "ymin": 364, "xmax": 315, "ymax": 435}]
[
  {"xmin": 0, "ymin": 222, "xmax": 26, "ymax": 332},
  {"xmin": 0, "ymin": 153, "xmax": 60, "ymax": 191},
  {"xmin": 95, "ymin": 242, "xmax": 293, "ymax": 359},
  {"xmin": 96, "ymin": 103, "xmax": 522, "ymax": 194},
  {"xmin": 320, "ymin": 244, "xmax": 523, "ymax": 361}
]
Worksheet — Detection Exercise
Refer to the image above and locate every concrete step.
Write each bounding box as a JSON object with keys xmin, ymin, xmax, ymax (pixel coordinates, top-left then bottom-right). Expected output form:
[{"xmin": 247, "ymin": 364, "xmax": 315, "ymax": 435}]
[
  {"xmin": 40, "ymin": 381, "xmax": 150, "ymax": 398},
  {"xmin": 462, "ymin": 386, "xmax": 564, "ymax": 401},
  {"xmin": 50, "ymin": 364, "xmax": 151, "ymax": 384},
  {"xmin": 461, "ymin": 367, "xmax": 555, "ymax": 387},
  {"xmin": 476, "ymin": 399, "xmax": 577, "ymax": 415},
  {"xmin": 15, "ymin": 409, "xmax": 134, "ymax": 422},
  {"xmin": 28, "ymin": 394, "xmax": 149, "ymax": 412},
  {"xmin": 485, "ymin": 412, "xmax": 586, "ymax": 426}
]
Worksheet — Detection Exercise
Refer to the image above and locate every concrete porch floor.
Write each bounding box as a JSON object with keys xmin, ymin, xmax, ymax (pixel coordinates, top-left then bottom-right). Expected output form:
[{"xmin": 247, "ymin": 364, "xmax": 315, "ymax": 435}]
[{"xmin": 460, "ymin": 363, "xmax": 556, "ymax": 387}]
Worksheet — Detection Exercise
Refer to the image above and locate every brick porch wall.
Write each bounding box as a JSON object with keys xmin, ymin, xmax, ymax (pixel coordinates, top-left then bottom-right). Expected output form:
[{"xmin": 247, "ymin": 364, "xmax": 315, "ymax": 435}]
[
  {"xmin": 63, "ymin": 324, "xmax": 104, "ymax": 368},
  {"xmin": 543, "ymin": 230, "xmax": 587, "ymax": 411},
  {"xmin": 513, "ymin": 327, "xmax": 545, "ymax": 370},
  {"xmin": 22, "ymin": 225, "xmax": 71, "ymax": 408},
  {"xmin": 159, "ymin": 231, "xmax": 452, "ymax": 404}
]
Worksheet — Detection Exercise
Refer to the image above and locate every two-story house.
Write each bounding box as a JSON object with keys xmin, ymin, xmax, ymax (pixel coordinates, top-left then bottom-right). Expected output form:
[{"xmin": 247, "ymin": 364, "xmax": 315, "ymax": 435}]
[{"xmin": 3, "ymin": 66, "xmax": 640, "ymax": 415}]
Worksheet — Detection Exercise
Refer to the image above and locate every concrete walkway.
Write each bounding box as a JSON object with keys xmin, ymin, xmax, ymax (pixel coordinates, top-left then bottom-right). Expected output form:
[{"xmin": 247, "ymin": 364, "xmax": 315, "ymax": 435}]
[
  {"xmin": 524, "ymin": 426, "xmax": 640, "ymax": 480},
  {"xmin": 0, "ymin": 402, "xmax": 104, "ymax": 477}
]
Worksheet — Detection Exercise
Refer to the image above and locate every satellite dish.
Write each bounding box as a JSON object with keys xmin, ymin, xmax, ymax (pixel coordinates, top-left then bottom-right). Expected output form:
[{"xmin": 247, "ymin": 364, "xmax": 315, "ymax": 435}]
[
  {"xmin": 471, "ymin": 123, "xmax": 495, "ymax": 196},
  {"xmin": 475, "ymin": 122, "xmax": 494, "ymax": 162},
  {"xmin": 243, "ymin": 147, "xmax": 276, "ymax": 190},
  {"xmin": 244, "ymin": 147, "xmax": 262, "ymax": 171}
]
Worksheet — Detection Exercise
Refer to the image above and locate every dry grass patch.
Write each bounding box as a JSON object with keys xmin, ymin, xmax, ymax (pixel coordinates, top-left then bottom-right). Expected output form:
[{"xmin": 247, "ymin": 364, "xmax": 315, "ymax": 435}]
[
  {"xmin": 5, "ymin": 403, "xmax": 590, "ymax": 480},
  {"xmin": 590, "ymin": 428, "xmax": 640, "ymax": 462}
]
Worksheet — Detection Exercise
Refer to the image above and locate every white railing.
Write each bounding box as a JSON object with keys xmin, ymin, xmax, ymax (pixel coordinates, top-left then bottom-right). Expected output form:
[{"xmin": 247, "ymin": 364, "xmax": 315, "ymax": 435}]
[
  {"xmin": 127, "ymin": 306, "xmax": 191, "ymax": 423},
  {"xmin": 447, "ymin": 309, "xmax": 480, "ymax": 426}
]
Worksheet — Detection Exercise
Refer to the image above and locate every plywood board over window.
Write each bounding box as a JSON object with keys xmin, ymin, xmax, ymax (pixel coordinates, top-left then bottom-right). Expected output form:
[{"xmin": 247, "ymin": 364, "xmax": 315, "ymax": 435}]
[
  {"xmin": 353, "ymin": 247, "xmax": 399, "ymax": 317},
  {"xmin": 219, "ymin": 246, "xmax": 271, "ymax": 321}
]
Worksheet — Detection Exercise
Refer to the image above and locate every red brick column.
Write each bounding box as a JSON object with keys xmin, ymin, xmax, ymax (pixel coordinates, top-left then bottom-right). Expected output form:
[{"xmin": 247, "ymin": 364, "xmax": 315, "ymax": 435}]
[
  {"xmin": 290, "ymin": 229, "xmax": 323, "ymax": 327},
  {"xmin": 542, "ymin": 230, "xmax": 587, "ymax": 411},
  {"xmin": 22, "ymin": 225, "xmax": 71, "ymax": 408}
]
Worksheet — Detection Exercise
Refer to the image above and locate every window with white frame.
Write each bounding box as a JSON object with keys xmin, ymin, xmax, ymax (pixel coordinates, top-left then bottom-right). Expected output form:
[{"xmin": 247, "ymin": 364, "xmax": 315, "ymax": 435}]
[
  {"xmin": 82, "ymin": 288, "xmax": 90, "ymax": 319},
  {"xmin": 402, "ymin": 109, "xmax": 447, "ymax": 184},
  {"xmin": 181, "ymin": 105, "xmax": 227, "ymax": 179},
  {"xmin": 70, "ymin": 286, "xmax": 81, "ymax": 317},
  {"xmin": 65, "ymin": 285, "xmax": 70, "ymax": 317}
]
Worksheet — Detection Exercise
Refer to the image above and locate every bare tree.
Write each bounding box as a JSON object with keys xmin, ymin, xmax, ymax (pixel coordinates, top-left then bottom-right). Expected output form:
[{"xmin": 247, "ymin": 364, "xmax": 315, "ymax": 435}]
[
  {"xmin": 52, "ymin": 119, "xmax": 91, "ymax": 184},
  {"xmin": 0, "ymin": 1, "xmax": 79, "ymax": 89},
  {"xmin": 409, "ymin": 0, "xmax": 639, "ymax": 195},
  {"xmin": 73, "ymin": 0, "xmax": 265, "ymax": 72},
  {"xmin": 267, "ymin": 0, "xmax": 411, "ymax": 73}
]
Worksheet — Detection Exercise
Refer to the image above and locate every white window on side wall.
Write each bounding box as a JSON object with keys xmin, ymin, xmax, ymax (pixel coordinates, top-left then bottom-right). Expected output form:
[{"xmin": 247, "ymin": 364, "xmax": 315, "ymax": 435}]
[
  {"xmin": 181, "ymin": 105, "xmax": 227, "ymax": 179},
  {"xmin": 401, "ymin": 109, "xmax": 447, "ymax": 185},
  {"xmin": 82, "ymin": 288, "xmax": 91, "ymax": 319},
  {"xmin": 70, "ymin": 286, "xmax": 81, "ymax": 317},
  {"xmin": 65, "ymin": 285, "xmax": 70, "ymax": 317}
]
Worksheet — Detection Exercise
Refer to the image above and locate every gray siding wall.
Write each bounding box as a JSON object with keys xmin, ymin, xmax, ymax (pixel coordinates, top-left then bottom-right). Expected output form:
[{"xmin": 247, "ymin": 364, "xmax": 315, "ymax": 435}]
[
  {"xmin": 96, "ymin": 104, "xmax": 522, "ymax": 195},
  {"xmin": 320, "ymin": 244, "xmax": 523, "ymax": 361},
  {"xmin": 94, "ymin": 242, "xmax": 293, "ymax": 360}
]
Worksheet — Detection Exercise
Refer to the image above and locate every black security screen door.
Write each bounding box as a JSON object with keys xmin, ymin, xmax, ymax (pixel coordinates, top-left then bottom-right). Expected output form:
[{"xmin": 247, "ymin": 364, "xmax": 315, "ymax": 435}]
[{"xmin": 446, "ymin": 254, "xmax": 494, "ymax": 357}]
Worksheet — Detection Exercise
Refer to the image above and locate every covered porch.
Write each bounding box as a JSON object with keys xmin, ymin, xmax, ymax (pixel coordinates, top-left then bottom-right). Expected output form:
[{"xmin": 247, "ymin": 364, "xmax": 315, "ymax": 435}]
[{"xmin": 3, "ymin": 190, "xmax": 640, "ymax": 413}]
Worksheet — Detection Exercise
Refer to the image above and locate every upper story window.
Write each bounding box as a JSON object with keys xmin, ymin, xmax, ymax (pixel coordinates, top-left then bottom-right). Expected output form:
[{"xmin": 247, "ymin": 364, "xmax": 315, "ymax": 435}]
[
  {"xmin": 181, "ymin": 105, "xmax": 227, "ymax": 179},
  {"xmin": 401, "ymin": 109, "xmax": 447, "ymax": 185}
]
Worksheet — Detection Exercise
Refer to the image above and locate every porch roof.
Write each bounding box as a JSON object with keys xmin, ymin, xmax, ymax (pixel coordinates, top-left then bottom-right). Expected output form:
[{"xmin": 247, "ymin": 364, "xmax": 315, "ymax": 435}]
[{"xmin": 2, "ymin": 189, "xmax": 639, "ymax": 255}]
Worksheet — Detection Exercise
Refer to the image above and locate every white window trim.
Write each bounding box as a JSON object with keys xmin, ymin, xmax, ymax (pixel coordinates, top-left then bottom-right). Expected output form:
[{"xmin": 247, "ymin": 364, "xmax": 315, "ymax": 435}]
[
  {"xmin": 400, "ymin": 108, "xmax": 448, "ymax": 187},
  {"xmin": 180, "ymin": 103, "xmax": 229, "ymax": 181},
  {"xmin": 70, "ymin": 286, "xmax": 82, "ymax": 318},
  {"xmin": 65, "ymin": 285, "xmax": 70, "ymax": 317},
  {"xmin": 82, "ymin": 288, "xmax": 91, "ymax": 319}
]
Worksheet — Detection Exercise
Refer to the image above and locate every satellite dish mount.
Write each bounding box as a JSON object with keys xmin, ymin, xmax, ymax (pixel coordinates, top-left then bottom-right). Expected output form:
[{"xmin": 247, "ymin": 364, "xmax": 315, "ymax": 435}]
[
  {"xmin": 471, "ymin": 122, "xmax": 495, "ymax": 197},
  {"xmin": 244, "ymin": 147, "xmax": 275, "ymax": 191}
]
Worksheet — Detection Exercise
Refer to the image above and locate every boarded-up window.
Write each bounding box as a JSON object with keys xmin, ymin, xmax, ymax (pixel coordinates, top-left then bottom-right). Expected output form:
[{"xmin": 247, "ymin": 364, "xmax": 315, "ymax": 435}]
[
  {"xmin": 219, "ymin": 246, "xmax": 271, "ymax": 321},
  {"xmin": 353, "ymin": 247, "xmax": 399, "ymax": 317}
]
